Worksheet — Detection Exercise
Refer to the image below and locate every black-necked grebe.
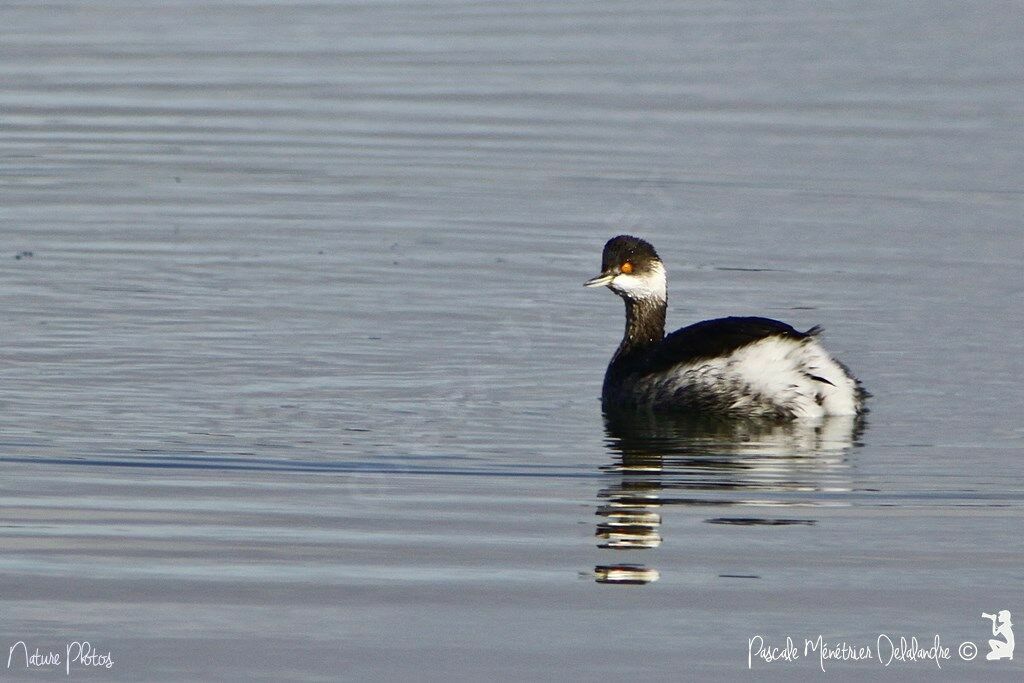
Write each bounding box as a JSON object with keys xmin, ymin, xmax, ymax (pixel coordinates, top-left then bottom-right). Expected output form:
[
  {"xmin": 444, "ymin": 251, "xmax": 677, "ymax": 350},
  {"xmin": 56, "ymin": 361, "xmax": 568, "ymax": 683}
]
[{"xmin": 585, "ymin": 235, "xmax": 866, "ymax": 419}]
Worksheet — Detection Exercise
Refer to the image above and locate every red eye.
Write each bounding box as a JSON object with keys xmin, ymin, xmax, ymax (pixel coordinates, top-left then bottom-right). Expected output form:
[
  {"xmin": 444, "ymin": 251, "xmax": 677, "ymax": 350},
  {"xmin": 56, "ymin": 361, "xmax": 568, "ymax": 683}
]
[{"xmin": 620, "ymin": 262, "xmax": 634, "ymax": 274}]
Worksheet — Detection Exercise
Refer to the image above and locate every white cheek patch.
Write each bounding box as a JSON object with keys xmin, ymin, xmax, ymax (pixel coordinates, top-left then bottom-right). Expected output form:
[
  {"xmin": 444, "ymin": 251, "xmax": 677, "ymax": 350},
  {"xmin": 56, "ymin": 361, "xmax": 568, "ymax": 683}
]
[{"xmin": 610, "ymin": 262, "xmax": 667, "ymax": 301}]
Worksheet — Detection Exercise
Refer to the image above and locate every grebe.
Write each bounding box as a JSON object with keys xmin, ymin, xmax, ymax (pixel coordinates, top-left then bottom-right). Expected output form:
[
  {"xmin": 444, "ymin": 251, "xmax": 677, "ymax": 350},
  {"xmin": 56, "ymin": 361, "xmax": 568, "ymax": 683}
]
[{"xmin": 585, "ymin": 235, "xmax": 866, "ymax": 419}]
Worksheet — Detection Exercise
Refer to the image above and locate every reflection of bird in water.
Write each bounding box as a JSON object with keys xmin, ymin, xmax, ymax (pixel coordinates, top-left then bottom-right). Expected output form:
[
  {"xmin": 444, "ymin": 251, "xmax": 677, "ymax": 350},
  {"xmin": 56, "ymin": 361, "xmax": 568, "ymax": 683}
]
[
  {"xmin": 603, "ymin": 409, "xmax": 862, "ymax": 488},
  {"xmin": 594, "ymin": 410, "xmax": 863, "ymax": 585},
  {"xmin": 585, "ymin": 235, "xmax": 867, "ymax": 418}
]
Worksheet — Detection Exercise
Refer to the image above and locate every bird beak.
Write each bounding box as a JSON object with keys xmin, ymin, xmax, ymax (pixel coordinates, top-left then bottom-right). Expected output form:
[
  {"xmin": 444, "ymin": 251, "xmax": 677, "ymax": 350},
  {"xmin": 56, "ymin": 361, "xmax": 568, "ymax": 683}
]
[{"xmin": 583, "ymin": 271, "xmax": 616, "ymax": 288}]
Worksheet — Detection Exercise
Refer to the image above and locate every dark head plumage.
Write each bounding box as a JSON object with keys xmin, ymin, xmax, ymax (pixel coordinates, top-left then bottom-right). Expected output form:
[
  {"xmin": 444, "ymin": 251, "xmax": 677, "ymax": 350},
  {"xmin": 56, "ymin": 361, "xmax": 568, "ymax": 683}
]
[
  {"xmin": 599, "ymin": 235, "xmax": 661, "ymax": 274},
  {"xmin": 584, "ymin": 234, "xmax": 667, "ymax": 297}
]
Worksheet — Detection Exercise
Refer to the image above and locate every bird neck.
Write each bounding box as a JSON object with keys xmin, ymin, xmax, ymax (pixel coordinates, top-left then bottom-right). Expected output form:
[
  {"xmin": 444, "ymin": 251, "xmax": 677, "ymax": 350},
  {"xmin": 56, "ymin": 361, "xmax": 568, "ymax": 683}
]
[{"xmin": 616, "ymin": 295, "xmax": 666, "ymax": 357}]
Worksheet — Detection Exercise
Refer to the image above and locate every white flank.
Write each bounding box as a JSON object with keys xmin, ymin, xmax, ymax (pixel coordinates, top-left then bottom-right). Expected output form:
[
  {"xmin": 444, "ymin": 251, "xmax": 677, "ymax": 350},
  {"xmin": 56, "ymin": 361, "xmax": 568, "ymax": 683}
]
[{"xmin": 652, "ymin": 335, "xmax": 859, "ymax": 418}]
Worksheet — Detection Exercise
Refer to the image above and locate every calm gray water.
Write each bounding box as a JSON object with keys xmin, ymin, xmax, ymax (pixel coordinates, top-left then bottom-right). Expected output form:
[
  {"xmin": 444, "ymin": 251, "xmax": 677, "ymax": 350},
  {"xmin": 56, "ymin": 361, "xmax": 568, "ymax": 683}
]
[{"xmin": 2, "ymin": 1, "xmax": 1023, "ymax": 680}]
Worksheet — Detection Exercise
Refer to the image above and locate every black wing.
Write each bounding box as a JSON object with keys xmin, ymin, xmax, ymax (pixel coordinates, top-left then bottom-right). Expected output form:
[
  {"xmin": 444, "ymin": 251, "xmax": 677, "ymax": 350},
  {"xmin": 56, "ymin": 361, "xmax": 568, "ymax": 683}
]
[{"xmin": 645, "ymin": 316, "xmax": 814, "ymax": 374}]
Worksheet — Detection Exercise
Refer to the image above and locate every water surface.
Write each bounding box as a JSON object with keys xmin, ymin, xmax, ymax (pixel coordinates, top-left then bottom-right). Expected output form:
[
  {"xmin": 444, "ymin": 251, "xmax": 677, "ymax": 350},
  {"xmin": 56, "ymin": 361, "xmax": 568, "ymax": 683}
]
[{"xmin": 2, "ymin": 1, "xmax": 1023, "ymax": 679}]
